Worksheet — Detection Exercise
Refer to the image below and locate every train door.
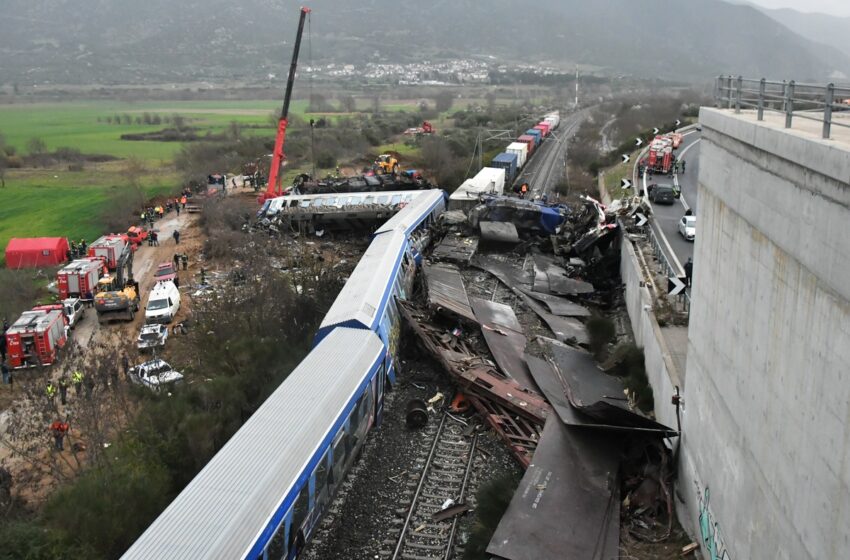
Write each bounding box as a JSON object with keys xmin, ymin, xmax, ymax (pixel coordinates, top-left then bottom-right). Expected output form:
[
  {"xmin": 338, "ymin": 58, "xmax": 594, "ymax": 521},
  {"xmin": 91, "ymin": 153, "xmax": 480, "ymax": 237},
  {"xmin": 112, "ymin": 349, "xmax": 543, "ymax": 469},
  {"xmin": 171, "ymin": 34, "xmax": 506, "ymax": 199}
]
[
  {"xmin": 287, "ymin": 484, "xmax": 310, "ymax": 558},
  {"xmin": 375, "ymin": 364, "xmax": 386, "ymax": 425},
  {"xmin": 307, "ymin": 449, "xmax": 332, "ymax": 533}
]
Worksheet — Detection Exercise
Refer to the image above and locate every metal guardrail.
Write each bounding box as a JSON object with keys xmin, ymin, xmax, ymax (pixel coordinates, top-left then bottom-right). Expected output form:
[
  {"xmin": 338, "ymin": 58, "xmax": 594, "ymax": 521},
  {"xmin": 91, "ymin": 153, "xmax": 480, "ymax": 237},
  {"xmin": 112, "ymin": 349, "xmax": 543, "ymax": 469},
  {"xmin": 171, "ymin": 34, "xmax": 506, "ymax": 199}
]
[
  {"xmin": 644, "ymin": 221, "xmax": 690, "ymax": 312},
  {"xmin": 715, "ymin": 75, "xmax": 850, "ymax": 138}
]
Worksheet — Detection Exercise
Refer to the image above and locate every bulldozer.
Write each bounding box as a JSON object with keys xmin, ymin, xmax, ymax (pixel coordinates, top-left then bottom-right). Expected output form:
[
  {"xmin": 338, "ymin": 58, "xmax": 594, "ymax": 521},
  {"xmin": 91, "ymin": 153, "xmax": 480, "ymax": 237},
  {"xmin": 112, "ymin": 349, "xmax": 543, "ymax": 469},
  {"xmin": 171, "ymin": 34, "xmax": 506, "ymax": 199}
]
[
  {"xmin": 374, "ymin": 154, "xmax": 399, "ymax": 175},
  {"xmin": 94, "ymin": 243, "xmax": 140, "ymax": 324}
]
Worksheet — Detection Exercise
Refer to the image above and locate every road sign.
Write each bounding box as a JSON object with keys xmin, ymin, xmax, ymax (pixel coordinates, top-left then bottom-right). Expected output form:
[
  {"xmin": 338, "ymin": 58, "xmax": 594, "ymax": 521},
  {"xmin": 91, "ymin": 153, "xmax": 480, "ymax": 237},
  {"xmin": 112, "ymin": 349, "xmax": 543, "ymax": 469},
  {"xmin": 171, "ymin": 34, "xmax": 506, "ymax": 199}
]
[
  {"xmin": 635, "ymin": 138, "xmax": 643, "ymax": 147},
  {"xmin": 675, "ymin": 119, "xmax": 682, "ymax": 127},
  {"xmin": 653, "ymin": 127, "xmax": 660, "ymax": 135},
  {"xmin": 622, "ymin": 154, "xmax": 630, "ymax": 163},
  {"xmin": 635, "ymin": 213, "xmax": 647, "ymax": 227},
  {"xmin": 668, "ymin": 276, "xmax": 686, "ymax": 296},
  {"xmin": 621, "ymin": 179, "xmax": 632, "ymax": 189}
]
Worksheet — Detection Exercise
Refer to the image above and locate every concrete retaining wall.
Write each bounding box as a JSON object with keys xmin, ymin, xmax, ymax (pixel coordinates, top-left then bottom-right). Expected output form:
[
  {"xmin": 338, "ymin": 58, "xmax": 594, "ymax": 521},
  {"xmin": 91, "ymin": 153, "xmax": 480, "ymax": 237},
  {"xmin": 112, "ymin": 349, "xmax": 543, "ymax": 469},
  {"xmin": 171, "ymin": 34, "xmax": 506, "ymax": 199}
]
[{"xmin": 680, "ymin": 108, "xmax": 850, "ymax": 560}]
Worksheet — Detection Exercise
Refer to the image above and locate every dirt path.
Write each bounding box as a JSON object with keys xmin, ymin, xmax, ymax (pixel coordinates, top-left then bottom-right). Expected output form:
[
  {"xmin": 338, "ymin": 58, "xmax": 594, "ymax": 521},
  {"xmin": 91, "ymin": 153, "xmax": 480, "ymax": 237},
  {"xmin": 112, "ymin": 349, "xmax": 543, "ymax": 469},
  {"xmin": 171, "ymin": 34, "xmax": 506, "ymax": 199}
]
[{"xmin": 0, "ymin": 204, "xmax": 206, "ymax": 506}]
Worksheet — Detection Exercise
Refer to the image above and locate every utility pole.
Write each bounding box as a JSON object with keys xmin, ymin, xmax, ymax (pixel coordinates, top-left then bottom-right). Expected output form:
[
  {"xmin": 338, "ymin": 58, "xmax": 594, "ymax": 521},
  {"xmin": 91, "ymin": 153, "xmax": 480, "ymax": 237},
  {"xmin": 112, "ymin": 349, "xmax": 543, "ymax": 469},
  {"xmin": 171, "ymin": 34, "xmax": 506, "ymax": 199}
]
[
  {"xmin": 309, "ymin": 118, "xmax": 316, "ymax": 178},
  {"xmin": 575, "ymin": 65, "xmax": 579, "ymax": 108}
]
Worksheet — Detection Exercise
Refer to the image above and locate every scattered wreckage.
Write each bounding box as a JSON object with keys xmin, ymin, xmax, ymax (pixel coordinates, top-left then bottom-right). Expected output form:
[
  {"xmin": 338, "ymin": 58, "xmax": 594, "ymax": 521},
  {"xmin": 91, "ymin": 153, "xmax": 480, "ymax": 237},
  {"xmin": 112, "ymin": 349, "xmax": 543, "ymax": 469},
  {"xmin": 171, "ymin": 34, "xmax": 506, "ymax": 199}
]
[{"xmin": 397, "ymin": 193, "xmax": 680, "ymax": 560}]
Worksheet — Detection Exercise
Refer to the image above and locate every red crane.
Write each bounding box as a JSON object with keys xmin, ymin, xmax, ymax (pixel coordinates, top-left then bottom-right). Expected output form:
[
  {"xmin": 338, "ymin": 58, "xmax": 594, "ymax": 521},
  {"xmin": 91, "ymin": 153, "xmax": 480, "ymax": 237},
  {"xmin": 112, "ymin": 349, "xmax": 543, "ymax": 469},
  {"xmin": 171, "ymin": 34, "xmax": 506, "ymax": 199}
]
[{"xmin": 259, "ymin": 6, "xmax": 311, "ymax": 204}]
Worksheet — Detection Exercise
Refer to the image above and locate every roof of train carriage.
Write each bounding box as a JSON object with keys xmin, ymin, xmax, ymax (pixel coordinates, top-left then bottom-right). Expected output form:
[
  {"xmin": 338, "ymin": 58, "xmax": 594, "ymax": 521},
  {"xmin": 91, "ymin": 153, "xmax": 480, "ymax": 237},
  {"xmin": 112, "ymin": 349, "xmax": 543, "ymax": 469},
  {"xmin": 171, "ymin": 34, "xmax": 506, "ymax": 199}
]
[
  {"xmin": 315, "ymin": 229, "xmax": 409, "ymax": 342},
  {"xmin": 265, "ymin": 190, "xmax": 420, "ymax": 215},
  {"xmin": 121, "ymin": 328, "xmax": 385, "ymax": 560},
  {"xmin": 372, "ymin": 189, "xmax": 446, "ymax": 237}
]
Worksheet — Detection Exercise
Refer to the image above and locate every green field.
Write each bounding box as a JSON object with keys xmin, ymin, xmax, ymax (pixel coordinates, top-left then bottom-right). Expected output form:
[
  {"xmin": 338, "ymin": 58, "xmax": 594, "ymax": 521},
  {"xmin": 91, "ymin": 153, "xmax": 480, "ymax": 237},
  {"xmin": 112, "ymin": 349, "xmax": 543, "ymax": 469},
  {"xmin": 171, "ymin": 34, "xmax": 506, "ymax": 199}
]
[
  {"xmin": 0, "ymin": 100, "xmax": 287, "ymax": 160},
  {"xmin": 0, "ymin": 98, "xmax": 430, "ymax": 263}
]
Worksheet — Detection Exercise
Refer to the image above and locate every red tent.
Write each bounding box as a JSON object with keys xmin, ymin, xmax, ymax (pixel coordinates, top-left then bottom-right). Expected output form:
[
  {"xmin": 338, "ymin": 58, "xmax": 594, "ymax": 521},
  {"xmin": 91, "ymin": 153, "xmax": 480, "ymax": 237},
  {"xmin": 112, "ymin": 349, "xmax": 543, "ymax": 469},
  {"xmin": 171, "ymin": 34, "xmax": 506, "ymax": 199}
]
[{"xmin": 5, "ymin": 237, "xmax": 70, "ymax": 269}]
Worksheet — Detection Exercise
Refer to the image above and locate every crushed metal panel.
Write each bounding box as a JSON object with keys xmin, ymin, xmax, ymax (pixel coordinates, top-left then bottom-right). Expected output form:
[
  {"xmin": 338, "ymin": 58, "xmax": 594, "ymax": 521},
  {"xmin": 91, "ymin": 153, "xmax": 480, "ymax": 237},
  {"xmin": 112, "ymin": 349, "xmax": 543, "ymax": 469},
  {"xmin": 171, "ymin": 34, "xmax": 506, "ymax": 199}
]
[
  {"xmin": 474, "ymin": 257, "xmax": 587, "ymax": 345},
  {"xmin": 423, "ymin": 263, "xmax": 476, "ymax": 322},
  {"xmin": 473, "ymin": 255, "xmax": 533, "ymax": 291},
  {"xmin": 487, "ymin": 416, "xmax": 621, "ymax": 560},
  {"xmin": 479, "ymin": 326, "xmax": 537, "ymax": 393},
  {"xmin": 432, "ymin": 235, "xmax": 479, "ymax": 264},
  {"xmin": 469, "ymin": 297, "xmax": 522, "ymax": 333},
  {"xmin": 518, "ymin": 287, "xmax": 591, "ymax": 318},
  {"xmin": 480, "ymin": 221, "xmax": 520, "ymax": 243},
  {"xmin": 533, "ymin": 253, "xmax": 594, "ymax": 296},
  {"xmin": 531, "ymin": 256, "xmax": 550, "ymax": 294},
  {"xmin": 547, "ymin": 342, "xmax": 677, "ymax": 436},
  {"xmin": 532, "ymin": 310, "xmax": 589, "ymax": 346}
]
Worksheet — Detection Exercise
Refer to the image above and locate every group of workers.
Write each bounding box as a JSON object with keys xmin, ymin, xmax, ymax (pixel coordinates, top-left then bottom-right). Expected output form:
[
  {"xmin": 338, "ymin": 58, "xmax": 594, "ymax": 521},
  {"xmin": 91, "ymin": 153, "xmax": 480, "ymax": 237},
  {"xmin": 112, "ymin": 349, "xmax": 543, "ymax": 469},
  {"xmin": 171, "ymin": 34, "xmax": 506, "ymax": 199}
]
[
  {"xmin": 45, "ymin": 356, "xmax": 132, "ymax": 452},
  {"xmin": 66, "ymin": 239, "xmax": 89, "ymax": 262}
]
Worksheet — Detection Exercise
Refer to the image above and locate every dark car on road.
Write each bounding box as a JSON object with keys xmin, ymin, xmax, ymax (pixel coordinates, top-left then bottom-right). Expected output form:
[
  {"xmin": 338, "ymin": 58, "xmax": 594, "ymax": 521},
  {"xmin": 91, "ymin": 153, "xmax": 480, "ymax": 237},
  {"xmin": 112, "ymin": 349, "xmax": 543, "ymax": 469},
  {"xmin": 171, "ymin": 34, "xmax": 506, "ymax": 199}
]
[{"xmin": 648, "ymin": 183, "xmax": 679, "ymax": 205}]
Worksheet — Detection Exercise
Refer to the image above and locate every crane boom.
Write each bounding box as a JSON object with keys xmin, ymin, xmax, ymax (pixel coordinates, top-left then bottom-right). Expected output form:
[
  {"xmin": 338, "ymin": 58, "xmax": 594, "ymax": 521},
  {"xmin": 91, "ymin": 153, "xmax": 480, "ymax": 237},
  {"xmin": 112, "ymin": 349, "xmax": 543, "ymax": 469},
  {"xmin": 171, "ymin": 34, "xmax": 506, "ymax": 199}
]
[{"xmin": 260, "ymin": 6, "xmax": 311, "ymax": 204}]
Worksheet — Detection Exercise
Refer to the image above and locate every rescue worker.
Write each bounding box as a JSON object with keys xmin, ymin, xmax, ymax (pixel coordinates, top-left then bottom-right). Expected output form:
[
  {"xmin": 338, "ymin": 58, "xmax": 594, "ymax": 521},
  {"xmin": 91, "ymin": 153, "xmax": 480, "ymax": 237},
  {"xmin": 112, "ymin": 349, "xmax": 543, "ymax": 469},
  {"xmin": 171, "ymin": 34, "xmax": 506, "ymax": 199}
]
[
  {"xmin": 50, "ymin": 421, "xmax": 69, "ymax": 451},
  {"xmin": 151, "ymin": 230, "xmax": 159, "ymax": 247},
  {"xmin": 122, "ymin": 355, "xmax": 130, "ymax": 377},
  {"xmin": 72, "ymin": 370, "xmax": 84, "ymax": 396},
  {"xmin": 684, "ymin": 257, "xmax": 693, "ymax": 288},
  {"xmin": 1, "ymin": 362, "xmax": 9, "ymax": 385},
  {"xmin": 180, "ymin": 195, "xmax": 187, "ymax": 208},
  {"xmin": 84, "ymin": 375, "xmax": 94, "ymax": 400},
  {"xmin": 80, "ymin": 239, "xmax": 87, "ymax": 254},
  {"xmin": 173, "ymin": 230, "xmax": 180, "ymax": 245},
  {"xmin": 681, "ymin": 160, "xmax": 686, "ymax": 174},
  {"xmin": 520, "ymin": 183, "xmax": 528, "ymax": 199},
  {"xmin": 58, "ymin": 375, "xmax": 69, "ymax": 405},
  {"xmin": 176, "ymin": 203, "xmax": 181, "ymax": 216},
  {"xmin": 46, "ymin": 383, "xmax": 57, "ymax": 405},
  {"xmin": 0, "ymin": 331, "xmax": 6, "ymax": 362}
]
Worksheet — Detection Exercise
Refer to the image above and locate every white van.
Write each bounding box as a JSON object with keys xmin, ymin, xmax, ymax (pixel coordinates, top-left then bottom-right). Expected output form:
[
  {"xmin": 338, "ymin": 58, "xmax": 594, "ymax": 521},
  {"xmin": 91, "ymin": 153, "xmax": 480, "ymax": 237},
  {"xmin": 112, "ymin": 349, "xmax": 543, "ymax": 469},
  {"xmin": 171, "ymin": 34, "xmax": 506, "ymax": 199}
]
[{"xmin": 145, "ymin": 281, "xmax": 181, "ymax": 324}]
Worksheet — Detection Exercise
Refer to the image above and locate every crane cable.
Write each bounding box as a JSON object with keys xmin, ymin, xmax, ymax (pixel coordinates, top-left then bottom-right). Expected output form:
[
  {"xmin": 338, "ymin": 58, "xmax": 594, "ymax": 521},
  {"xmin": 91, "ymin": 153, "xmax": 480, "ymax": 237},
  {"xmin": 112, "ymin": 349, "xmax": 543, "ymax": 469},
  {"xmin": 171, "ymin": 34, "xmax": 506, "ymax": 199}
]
[{"xmin": 307, "ymin": 11, "xmax": 313, "ymax": 110}]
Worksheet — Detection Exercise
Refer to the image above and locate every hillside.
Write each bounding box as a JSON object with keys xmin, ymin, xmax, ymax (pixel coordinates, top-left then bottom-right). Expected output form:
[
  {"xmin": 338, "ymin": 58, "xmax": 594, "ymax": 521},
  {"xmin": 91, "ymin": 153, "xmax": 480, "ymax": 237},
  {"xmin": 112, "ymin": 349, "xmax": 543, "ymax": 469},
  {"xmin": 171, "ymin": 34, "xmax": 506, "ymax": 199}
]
[
  {"xmin": 1, "ymin": 0, "xmax": 848, "ymax": 85},
  {"xmin": 751, "ymin": 6, "xmax": 850, "ymax": 60}
]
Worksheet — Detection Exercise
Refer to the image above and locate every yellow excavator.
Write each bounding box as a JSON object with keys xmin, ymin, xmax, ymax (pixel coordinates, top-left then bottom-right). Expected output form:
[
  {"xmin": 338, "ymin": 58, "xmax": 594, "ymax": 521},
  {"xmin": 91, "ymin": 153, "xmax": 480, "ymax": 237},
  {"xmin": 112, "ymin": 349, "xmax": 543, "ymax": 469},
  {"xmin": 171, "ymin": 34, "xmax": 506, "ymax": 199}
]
[
  {"xmin": 94, "ymin": 245, "xmax": 140, "ymax": 324},
  {"xmin": 374, "ymin": 154, "xmax": 399, "ymax": 175}
]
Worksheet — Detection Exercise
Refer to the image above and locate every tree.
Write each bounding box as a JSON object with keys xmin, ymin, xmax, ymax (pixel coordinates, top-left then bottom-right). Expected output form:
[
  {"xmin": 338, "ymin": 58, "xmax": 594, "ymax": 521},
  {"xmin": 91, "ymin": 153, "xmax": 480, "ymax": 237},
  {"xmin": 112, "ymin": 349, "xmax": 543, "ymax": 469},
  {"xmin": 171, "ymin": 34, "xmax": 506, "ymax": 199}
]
[
  {"xmin": 227, "ymin": 120, "xmax": 242, "ymax": 142},
  {"xmin": 26, "ymin": 136, "xmax": 47, "ymax": 156},
  {"xmin": 433, "ymin": 91, "xmax": 455, "ymax": 113},
  {"xmin": 339, "ymin": 94, "xmax": 356, "ymax": 113}
]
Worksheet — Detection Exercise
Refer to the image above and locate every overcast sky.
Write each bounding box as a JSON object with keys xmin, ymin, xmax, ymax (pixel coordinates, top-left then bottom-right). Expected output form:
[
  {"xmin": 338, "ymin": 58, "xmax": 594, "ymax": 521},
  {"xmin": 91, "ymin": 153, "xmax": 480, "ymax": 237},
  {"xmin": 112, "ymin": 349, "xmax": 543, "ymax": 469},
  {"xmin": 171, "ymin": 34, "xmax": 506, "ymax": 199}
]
[{"xmin": 744, "ymin": 0, "xmax": 850, "ymax": 17}]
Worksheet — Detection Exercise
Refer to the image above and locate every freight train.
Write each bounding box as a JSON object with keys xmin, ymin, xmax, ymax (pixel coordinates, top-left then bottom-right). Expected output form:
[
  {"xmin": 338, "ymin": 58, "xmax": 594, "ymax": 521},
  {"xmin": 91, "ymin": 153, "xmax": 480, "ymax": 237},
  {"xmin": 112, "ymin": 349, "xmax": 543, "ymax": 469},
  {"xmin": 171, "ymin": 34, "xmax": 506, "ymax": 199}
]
[{"xmin": 121, "ymin": 111, "xmax": 558, "ymax": 560}]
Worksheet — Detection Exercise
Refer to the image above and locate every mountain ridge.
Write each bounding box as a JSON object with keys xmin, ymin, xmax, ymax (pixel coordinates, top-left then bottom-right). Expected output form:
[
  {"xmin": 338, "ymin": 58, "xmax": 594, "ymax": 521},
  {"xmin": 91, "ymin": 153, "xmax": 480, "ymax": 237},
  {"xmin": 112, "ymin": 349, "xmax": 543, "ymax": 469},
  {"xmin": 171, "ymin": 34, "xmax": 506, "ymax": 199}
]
[{"xmin": 1, "ymin": 0, "xmax": 847, "ymax": 85}]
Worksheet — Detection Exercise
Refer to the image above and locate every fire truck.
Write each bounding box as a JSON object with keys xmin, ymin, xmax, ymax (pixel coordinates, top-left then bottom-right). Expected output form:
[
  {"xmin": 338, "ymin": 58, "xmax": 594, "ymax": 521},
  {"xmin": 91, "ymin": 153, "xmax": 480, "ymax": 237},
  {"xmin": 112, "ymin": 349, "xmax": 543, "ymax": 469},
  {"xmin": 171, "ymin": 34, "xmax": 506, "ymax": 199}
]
[
  {"xmin": 646, "ymin": 135, "xmax": 674, "ymax": 175},
  {"xmin": 5, "ymin": 309, "xmax": 67, "ymax": 368}
]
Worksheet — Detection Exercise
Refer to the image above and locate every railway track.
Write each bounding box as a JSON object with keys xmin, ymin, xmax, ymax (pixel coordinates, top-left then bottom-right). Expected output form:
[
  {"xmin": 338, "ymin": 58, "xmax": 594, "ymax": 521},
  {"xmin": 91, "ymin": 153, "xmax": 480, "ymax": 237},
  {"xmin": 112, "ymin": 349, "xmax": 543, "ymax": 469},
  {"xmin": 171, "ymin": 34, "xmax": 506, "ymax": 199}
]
[
  {"xmin": 386, "ymin": 412, "xmax": 478, "ymax": 560},
  {"xmin": 519, "ymin": 111, "xmax": 587, "ymax": 197}
]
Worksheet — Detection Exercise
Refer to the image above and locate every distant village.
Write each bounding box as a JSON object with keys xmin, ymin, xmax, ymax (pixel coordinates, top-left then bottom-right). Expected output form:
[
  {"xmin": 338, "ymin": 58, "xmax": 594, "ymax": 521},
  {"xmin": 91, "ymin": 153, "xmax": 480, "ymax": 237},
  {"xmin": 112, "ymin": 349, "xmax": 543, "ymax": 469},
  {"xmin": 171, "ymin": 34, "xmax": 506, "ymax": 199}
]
[{"xmin": 302, "ymin": 58, "xmax": 570, "ymax": 85}]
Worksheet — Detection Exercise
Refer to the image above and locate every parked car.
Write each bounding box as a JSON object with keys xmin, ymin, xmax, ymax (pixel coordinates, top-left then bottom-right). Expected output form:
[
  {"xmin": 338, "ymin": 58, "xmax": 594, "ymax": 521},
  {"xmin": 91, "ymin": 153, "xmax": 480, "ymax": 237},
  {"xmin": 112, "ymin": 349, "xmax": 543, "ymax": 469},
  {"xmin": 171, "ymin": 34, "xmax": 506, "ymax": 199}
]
[
  {"xmin": 126, "ymin": 226, "xmax": 149, "ymax": 247},
  {"xmin": 137, "ymin": 323, "xmax": 169, "ymax": 351},
  {"xmin": 648, "ymin": 183, "xmax": 679, "ymax": 205},
  {"xmin": 62, "ymin": 298, "xmax": 85, "ymax": 328},
  {"xmin": 678, "ymin": 215, "xmax": 696, "ymax": 241},
  {"xmin": 145, "ymin": 281, "xmax": 181, "ymax": 324},
  {"xmin": 154, "ymin": 262, "xmax": 178, "ymax": 286},
  {"xmin": 129, "ymin": 359, "xmax": 183, "ymax": 391}
]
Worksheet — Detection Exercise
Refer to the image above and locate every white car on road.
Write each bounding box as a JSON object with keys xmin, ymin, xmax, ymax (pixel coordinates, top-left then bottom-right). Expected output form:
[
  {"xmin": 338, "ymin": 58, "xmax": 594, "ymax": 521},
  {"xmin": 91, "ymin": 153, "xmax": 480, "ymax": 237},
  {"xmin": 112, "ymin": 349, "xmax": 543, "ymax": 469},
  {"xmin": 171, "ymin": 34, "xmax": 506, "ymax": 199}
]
[{"xmin": 678, "ymin": 215, "xmax": 696, "ymax": 241}]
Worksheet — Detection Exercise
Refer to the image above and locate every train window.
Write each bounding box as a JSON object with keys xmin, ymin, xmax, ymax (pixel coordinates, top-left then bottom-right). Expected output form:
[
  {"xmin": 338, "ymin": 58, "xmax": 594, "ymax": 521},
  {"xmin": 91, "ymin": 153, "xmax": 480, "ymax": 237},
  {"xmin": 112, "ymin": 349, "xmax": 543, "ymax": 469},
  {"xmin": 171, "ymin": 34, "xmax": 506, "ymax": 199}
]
[
  {"xmin": 377, "ymin": 195, "xmax": 389, "ymax": 205},
  {"xmin": 299, "ymin": 200, "xmax": 311, "ymax": 208},
  {"xmin": 332, "ymin": 429, "xmax": 349, "ymax": 476},
  {"xmin": 314, "ymin": 450, "xmax": 330, "ymax": 506},
  {"xmin": 265, "ymin": 507, "xmax": 291, "ymax": 560},
  {"xmin": 391, "ymin": 194, "xmax": 402, "ymax": 205}
]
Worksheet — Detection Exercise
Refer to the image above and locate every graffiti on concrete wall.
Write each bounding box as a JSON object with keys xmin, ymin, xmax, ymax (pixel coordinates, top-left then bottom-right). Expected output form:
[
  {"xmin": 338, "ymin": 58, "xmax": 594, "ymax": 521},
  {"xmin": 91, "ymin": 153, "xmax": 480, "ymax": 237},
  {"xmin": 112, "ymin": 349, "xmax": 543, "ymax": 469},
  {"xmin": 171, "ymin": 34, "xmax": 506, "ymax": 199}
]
[{"xmin": 696, "ymin": 484, "xmax": 732, "ymax": 560}]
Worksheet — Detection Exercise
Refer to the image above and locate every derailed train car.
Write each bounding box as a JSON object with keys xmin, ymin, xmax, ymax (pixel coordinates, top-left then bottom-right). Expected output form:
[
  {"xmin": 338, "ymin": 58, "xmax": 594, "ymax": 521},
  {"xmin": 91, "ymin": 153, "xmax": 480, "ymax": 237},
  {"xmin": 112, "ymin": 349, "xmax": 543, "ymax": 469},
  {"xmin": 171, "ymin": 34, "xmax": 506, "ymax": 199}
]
[{"xmin": 121, "ymin": 189, "xmax": 447, "ymax": 560}]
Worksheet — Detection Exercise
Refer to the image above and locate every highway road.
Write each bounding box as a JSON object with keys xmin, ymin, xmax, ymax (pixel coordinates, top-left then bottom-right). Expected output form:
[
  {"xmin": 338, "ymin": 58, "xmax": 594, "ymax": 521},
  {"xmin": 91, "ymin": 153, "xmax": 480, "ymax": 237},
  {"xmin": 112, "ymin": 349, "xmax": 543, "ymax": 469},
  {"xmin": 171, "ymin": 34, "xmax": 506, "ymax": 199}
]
[{"xmin": 641, "ymin": 129, "xmax": 701, "ymax": 278}]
